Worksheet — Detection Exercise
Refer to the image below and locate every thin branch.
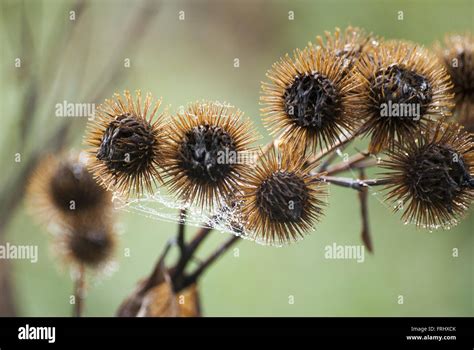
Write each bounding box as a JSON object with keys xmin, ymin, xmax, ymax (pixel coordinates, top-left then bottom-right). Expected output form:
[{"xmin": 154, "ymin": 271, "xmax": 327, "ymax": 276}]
[
  {"xmin": 192, "ymin": 235, "xmax": 240, "ymax": 277},
  {"xmin": 187, "ymin": 226, "xmax": 214, "ymax": 252},
  {"xmin": 316, "ymin": 146, "xmax": 345, "ymax": 173},
  {"xmin": 324, "ymin": 152, "xmax": 378, "ymax": 176},
  {"xmin": 320, "ymin": 175, "xmax": 391, "ymax": 191},
  {"xmin": 306, "ymin": 127, "xmax": 362, "ymax": 169},
  {"xmin": 0, "ymin": 260, "xmax": 16, "ymax": 316},
  {"xmin": 73, "ymin": 264, "xmax": 85, "ymax": 317},
  {"xmin": 179, "ymin": 235, "xmax": 241, "ymax": 291},
  {"xmin": 170, "ymin": 226, "xmax": 213, "ymax": 287},
  {"xmin": 358, "ymin": 169, "xmax": 373, "ymax": 253},
  {"xmin": 145, "ymin": 239, "xmax": 174, "ymax": 290},
  {"xmin": 177, "ymin": 208, "xmax": 187, "ymax": 255}
]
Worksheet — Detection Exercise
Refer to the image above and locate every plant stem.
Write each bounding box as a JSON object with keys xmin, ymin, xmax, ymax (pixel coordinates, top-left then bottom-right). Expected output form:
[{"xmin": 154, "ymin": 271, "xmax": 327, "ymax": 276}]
[
  {"xmin": 316, "ymin": 145, "xmax": 349, "ymax": 173},
  {"xmin": 306, "ymin": 127, "xmax": 363, "ymax": 169},
  {"xmin": 171, "ymin": 226, "xmax": 214, "ymax": 289},
  {"xmin": 320, "ymin": 175, "xmax": 390, "ymax": 190},
  {"xmin": 179, "ymin": 235, "xmax": 241, "ymax": 291},
  {"xmin": 73, "ymin": 264, "xmax": 85, "ymax": 317},
  {"xmin": 177, "ymin": 208, "xmax": 187, "ymax": 255},
  {"xmin": 358, "ymin": 169, "xmax": 373, "ymax": 253},
  {"xmin": 324, "ymin": 152, "xmax": 379, "ymax": 176},
  {"xmin": 144, "ymin": 239, "xmax": 174, "ymax": 290}
]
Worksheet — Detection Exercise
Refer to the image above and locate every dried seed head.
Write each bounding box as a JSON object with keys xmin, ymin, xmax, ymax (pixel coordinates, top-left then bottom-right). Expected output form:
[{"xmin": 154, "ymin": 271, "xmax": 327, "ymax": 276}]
[
  {"xmin": 256, "ymin": 171, "xmax": 308, "ymax": 223},
  {"xmin": 55, "ymin": 215, "xmax": 117, "ymax": 270},
  {"xmin": 315, "ymin": 26, "xmax": 380, "ymax": 71},
  {"xmin": 240, "ymin": 145, "xmax": 326, "ymax": 245},
  {"xmin": 27, "ymin": 152, "xmax": 112, "ymax": 226},
  {"xmin": 163, "ymin": 101, "xmax": 258, "ymax": 209},
  {"xmin": 97, "ymin": 114, "xmax": 155, "ymax": 174},
  {"xmin": 85, "ymin": 90, "xmax": 166, "ymax": 197},
  {"xmin": 381, "ymin": 121, "xmax": 474, "ymax": 229},
  {"xmin": 435, "ymin": 33, "xmax": 474, "ymax": 132},
  {"xmin": 49, "ymin": 159, "xmax": 106, "ymax": 213},
  {"xmin": 284, "ymin": 72, "xmax": 340, "ymax": 130},
  {"xmin": 357, "ymin": 41, "xmax": 454, "ymax": 154},
  {"xmin": 180, "ymin": 124, "xmax": 236, "ymax": 182},
  {"xmin": 261, "ymin": 46, "xmax": 364, "ymax": 152},
  {"xmin": 372, "ymin": 64, "xmax": 433, "ymax": 114}
]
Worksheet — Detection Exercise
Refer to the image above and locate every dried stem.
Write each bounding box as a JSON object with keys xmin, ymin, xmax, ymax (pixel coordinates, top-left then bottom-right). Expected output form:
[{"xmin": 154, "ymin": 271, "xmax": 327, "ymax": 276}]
[
  {"xmin": 0, "ymin": 260, "xmax": 16, "ymax": 316},
  {"xmin": 144, "ymin": 239, "xmax": 173, "ymax": 290},
  {"xmin": 316, "ymin": 144, "xmax": 351, "ymax": 173},
  {"xmin": 320, "ymin": 175, "xmax": 391, "ymax": 190},
  {"xmin": 73, "ymin": 264, "xmax": 85, "ymax": 317},
  {"xmin": 358, "ymin": 169, "xmax": 373, "ymax": 253},
  {"xmin": 324, "ymin": 152, "xmax": 379, "ymax": 176},
  {"xmin": 170, "ymin": 226, "xmax": 214, "ymax": 290},
  {"xmin": 306, "ymin": 127, "xmax": 363, "ymax": 169},
  {"xmin": 177, "ymin": 208, "xmax": 187, "ymax": 255},
  {"xmin": 180, "ymin": 235, "xmax": 241, "ymax": 291}
]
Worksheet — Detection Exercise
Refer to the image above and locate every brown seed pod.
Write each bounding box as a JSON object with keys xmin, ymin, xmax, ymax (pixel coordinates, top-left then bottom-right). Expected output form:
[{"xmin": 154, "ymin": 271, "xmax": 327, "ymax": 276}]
[
  {"xmin": 381, "ymin": 121, "xmax": 474, "ymax": 229},
  {"xmin": 162, "ymin": 101, "xmax": 258, "ymax": 210},
  {"xmin": 84, "ymin": 90, "xmax": 166, "ymax": 197},
  {"xmin": 26, "ymin": 152, "xmax": 112, "ymax": 227},
  {"xmin": 137, "ymin": 282, "xmax": 200, "ymax": 317},
  {"xmin": 261, "ymin": 45, "xmax": 364, "ymax": 152},
  {"xmin": 54, "ymin": 214, "xmax": 117, "ymax": 270},
  {"xmin": 435, "ymin": 33, "xmax": 474, "ymax": 133},
  {"xmin": 357, "ymin": 41, "xmax": 454, "ymax": 154},
  {"xmin": 240, "ymin": 144, "xmax": 327, "ymax": 245},
  {"xmin": 117, "ymin": 262, "xmax": 200, "ymax": 317},
  {"xmin": 314, "ymin": 26, "xmax": 380, "ymax": 72}
]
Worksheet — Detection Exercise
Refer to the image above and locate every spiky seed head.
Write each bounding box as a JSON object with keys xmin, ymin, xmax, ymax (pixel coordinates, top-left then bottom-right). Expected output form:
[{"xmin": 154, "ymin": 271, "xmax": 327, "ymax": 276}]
[
  {"xmin": 27, "ymin": 152, "xmax": 112, "ymax": 226},
  {"xmin": 85, "ymin": 90, "xmax": 166, "ymax": 197},
  {"xmin": 315, "ymin": 26, "xmax": 380, "ymax": 72},
  {"xmin": 162, "ymin": 101, "xmax": 258, "ymax": 210},
  {"xmin": 55, "ymin": 215, "xmax": 117, "ymax": 270},
  {"xmin": 357, "ymin": 41, "xmax": 454, "ymax": 154},
  {"xmin": 435, "ymin": 33, "xmax": 474, "ymax": 132},
  {"xmin": 240, "ymin": 145, "xmax": 327, "ymax": 245},
  {"xmin": 381, "ymin": 121, "xmax": 474, "ymax": 229},
  {"xmin": 261, "ymin": 46, "xmax": 364, "ymax": 152}
]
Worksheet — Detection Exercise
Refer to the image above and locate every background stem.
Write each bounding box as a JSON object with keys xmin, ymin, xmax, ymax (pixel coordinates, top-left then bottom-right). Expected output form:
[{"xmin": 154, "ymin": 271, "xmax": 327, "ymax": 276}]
[{"xmin": 73, "ymin": 264, "xmax": 85, "ymax": 317}]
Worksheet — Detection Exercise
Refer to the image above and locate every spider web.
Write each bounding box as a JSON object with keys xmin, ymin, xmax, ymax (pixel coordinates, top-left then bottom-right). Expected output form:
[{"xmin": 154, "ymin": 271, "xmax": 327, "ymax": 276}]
[
  {"xmin": 112, "ymin": 147, "xmax": 457, "ymax": 245},
  {"xmin": 112, "ymin": 190, "xmax": 284, "ymax": 246}
]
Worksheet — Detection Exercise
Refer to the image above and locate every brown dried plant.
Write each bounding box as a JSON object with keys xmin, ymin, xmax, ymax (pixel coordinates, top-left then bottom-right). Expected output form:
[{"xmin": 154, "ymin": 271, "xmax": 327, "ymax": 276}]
[
  {"xmin": 85, "ymin": 91, "xmax": 167, "ymax": 197},
  {"xmin": 356, "ymin": 41, "xmax": 454, "ymax": 154},
  {"xmin": 24, "ymin": 26, "xmax": 473, "ymax": 318},
  {"xmin": 435, "ymin": 33, "xmax": 474, "ymax": 133}
]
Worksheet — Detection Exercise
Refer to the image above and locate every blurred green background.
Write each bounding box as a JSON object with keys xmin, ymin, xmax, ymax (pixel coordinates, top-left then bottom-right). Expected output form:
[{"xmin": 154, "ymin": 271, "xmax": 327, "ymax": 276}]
[{"xmin": 0, "ymin": 0, "xmax": 472, "ymax": 316}]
